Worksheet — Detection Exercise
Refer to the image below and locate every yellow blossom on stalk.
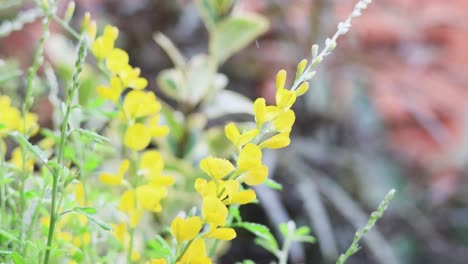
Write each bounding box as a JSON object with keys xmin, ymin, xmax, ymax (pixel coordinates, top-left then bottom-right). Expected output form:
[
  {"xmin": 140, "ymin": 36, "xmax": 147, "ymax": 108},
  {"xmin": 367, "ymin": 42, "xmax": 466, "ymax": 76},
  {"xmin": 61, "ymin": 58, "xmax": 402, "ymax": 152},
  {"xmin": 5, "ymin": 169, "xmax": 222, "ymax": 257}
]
[
  {"xmin": 205, "ymin": 226, "xmax": 236, "ymax": 241},
  {"xmin": 74, "ymin": 182, "xmax": 86, "ymax": 207},
  {"xmin": 176, "ymin": 238, "xmax": 212, "ymax": 264},
  {"xmin": 136, "ymin": 184, "xmax": 168, "ymax": 212},
  {"xmin": 118, "ymin": 190, "xmax": 144, "ymax": 227},
  {"xmin": 122, "ymin": 90, "xmax": 161, "ymax": 120},
  {"xmin": 148, "ymin": 115, "xmax": 169, "ymax": 137},
  {"xmin": 139, "ymin": 151, "xmax": 174, "ymax": 186},
  {"xmin": 194, "ymin": 178, "xmax": 218, "ymax": 198},
  {"xmin": 119, "ymin": 65, "xmax": 148, "ymax": 90},
  {"xmin": 200, "ymin": 156, "xmax": 235, "ymax": 180},
  {"xmin": 202, "ymin": 196, "xmax": 228, "ymax": 227},
  {"xmin": 99, "ymin": 159, "xmax": 130, "ymax": 185},
  {"xmin": 259, "ymin": 132, "xmax": 291, "ymax": 149},
  {"xmin": 171, "ymin": 216, "xmax": 203, "ymax": 243},
  {"xmin": 111, "ymin": 221, "xmax": 130, "ymax": 245},
  {"xmin": 222, "ymin": 180, "xmax": 256, "ymax": 205},
  {"xmin": 92, "ymin": 25, "xmax": 119, "ymax": 61},
  {"xmin": 97, "ymin": 76, "xmax": 123, "ymax": 102},
  {"xmin": 272, "ymin": 110, "xmax": 295, "ymax": 133},
  {"xmin": 106, "ymin": 48, "xmax": 129, "ymax": 73},
  {"xmin": 237, "ymin": 143, "xmax": 268, "ymax": 186},
  {"xmin": 124, "ymin": 123, "xmax": 151, "ymax": 151},
  {"xmin": 224, "ymin": 123, "xmax": 259, "ymax": 148}
]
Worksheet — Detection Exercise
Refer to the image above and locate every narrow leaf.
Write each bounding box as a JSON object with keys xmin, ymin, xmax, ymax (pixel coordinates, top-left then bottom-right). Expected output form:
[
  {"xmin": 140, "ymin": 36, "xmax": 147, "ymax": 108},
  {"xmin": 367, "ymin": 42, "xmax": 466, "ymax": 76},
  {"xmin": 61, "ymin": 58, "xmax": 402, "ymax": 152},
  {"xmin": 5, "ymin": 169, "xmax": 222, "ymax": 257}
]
[{"xmin": 10, "ymin": 131, "xmax": 48, "ymax": 163}]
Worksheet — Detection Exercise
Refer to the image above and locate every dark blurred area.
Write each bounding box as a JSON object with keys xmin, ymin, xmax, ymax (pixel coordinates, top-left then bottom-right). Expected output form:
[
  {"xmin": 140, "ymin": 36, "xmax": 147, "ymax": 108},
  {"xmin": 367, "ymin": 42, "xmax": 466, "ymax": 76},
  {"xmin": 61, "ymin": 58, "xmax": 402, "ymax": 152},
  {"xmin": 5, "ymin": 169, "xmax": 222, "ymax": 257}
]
[{"xmin": 3, "ymin": 0, "xmax": 468, "ymax": 263}]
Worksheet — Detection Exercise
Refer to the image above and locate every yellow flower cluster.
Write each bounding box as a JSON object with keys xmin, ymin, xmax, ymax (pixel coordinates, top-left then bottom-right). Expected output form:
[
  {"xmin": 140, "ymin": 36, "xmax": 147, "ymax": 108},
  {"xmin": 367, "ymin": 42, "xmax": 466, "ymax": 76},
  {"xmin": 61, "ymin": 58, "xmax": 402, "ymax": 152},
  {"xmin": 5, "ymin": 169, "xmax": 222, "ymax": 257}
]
[
  {"xmin": 87, "ymin": 21, "xmax": 173, "ymax": 260},
  {"xmin": 0, "ymin": 95, "xmax": 39, "ymax": 153},
  {"xmin": 153, "ymin": 66, "xmax": 310, "ymax": 263}
]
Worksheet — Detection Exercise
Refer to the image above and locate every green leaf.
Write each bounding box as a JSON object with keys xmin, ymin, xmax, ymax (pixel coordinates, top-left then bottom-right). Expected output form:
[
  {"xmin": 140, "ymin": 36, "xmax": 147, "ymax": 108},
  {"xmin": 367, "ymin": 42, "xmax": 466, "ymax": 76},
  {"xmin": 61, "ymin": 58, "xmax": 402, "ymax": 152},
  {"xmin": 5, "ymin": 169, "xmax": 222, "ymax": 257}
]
[
  {"xmin": 148, "ymin": 235, "xmax": 174, "ymax": 260},
  {"xmin": 11, "ymin": 252, "xmax": 24, "ymax": 264},
  {"xmin": 157, "ymin": 68, "xmax": 185, "ymax": 101},
  {"xmin": 73, "ymin": 209, "xmax": 112, "ymax": 231},
  {"xmin": 9, "ymin": 131, "xmax": 48, "ymax": 163},
  {"xmin": 254, "ymin": 238, "xmax": 278, "ymax": 256},
  {"xmin": 75, "ymin": 128, "xmax": 110, "ymax": 144},
  {"xmin": 24, "ymin": 190, "xmax": 39, "ymax": 200},
  {"xmin": 295, "ymin": 226, "xmax": 310, "ymax": 236},
  {"xmin": 0, "ymin": 229, "xmax": 19, "ymax": 241},
  {"xmin": 295, "ymin": 235, "xmax": 316, "ymax": 244},
  {"xmin": 74, "ymin": 207, "xmax": 97, "ymax": 215},
  {"xmin": 0, "ymin": 123, "xmax": 6, "ymax": 130},
  {"xmin": 264, "ymin": 178, "xmax": 283, "ymax": 190},
  {"xmin": 234, "ymin": 222, "xmax": 278, "ymax": 249},
  {"xmin": 210, "ymin": 15, "xmax": 268, "ymax": 64},
  {"xmin": 279, "ymin": 223, "xmax": 289, "ymax": 237}
]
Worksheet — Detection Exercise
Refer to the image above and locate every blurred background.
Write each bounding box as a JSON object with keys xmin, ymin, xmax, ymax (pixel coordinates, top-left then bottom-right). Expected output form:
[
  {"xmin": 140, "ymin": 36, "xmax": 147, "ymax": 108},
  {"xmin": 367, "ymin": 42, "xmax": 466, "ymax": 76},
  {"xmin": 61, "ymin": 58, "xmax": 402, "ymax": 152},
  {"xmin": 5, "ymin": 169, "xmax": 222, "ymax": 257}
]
[{"xmin": 2, "ymin": 0, "xmax": 468, "ymax": 263}]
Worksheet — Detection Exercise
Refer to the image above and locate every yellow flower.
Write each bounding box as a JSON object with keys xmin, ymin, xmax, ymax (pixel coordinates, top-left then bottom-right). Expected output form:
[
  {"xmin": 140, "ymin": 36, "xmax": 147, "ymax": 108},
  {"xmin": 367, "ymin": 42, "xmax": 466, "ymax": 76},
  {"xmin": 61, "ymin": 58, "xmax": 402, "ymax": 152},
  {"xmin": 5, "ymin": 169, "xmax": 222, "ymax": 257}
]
[
  {"xmin": 122, "ymin": 90, "xmax": 161, "ymax": 120},
  {"xmin": 171, "ymin": 216, "xmax": 203, "ymax": 243},
  {"xmin": 275, "ymin": 88, "xmax": 296, "ymax": 110},
  {"xmin": 253, "ymin": 98, "xmax": 266, "ymax": 127},
  {"xmin": 237, "ymin": 143, "xmax": 262, "ymax": 171},
  {"xmin": 295, "ymin": 82, "xmax": 309, "ymax": 96},
  {"xmin": 176, "ymin": 238, "xmax": 212, "ymax": 264},
  {"xmin": 74, "ymin": 182, "xmax": 85, "ymax": 206},
  {"xmin": 195, "ymin": 179, "xmax": 217, "ymax": 198},
  {"xmin": 237, "ymin": 144, "xmax": 268, "ymax": 186},
  {"xmin": 276, "ymin": 69, "xmax": 287, "ymax": 90},
  {"xmin": 111, "ymin": 221, "xmax": 129, "ymax": 245},
  {"xmin": 222, "ymin": 180, "xmax": 256, "ymax": 205},
  {"xmin": 272, "ymin": 110, "xmax": 295, "ymax": 133},
  {"xmin": 106, "ymin": 48, "xmax": 129, "ymax": 73},
  {"xmin": 259, "ymin": 132, "xmax": 290, "ymax": 149},
  {"xmin": 91, "ymin": 25, "xmax": 118, "ymax": 60},
  {"xmin": 97, "ymin": 76, "xmax": 122, "ymax": 102},
  {"xmin": 118, "ymin": 191, "xmax": 144, "ymax": 227},
  {"xmin": 224, "ymin": 123, "xmax": 259, "ymax": 147},
  {"xmin": 200, "ymin": 156, "xmax": 235, "ymax": 180},
  {"xmin": 131, "ymin": 250, "xmax": 141, "ymax": 262},
  {"xmin": 140, "ymin": 150, "xmax": 163, "ymax": 175},
  {"xmin": 119, "ymin": 65, "xmax": 148, "ymax": 90},
  {"xmin": 124, "ymin": 123, "xmax": 151, "ymax": 151},
  {"xmin": 136, "ymin": 184, "xmax": 167, "ymax": 212},
  {"xmin": 202, "ymin": 196, "xmax": 228, "ymax": 227},
  {"xmin": 99, "ymin": 159, "xmax": 129, "ymax": 185},
  {"xmin": 148, "ymin": 115, "xmax": 169, "ymax": 137},
  {"xmin": 205, "ymin": 227, "xmax": 236, "ymax": 241}
]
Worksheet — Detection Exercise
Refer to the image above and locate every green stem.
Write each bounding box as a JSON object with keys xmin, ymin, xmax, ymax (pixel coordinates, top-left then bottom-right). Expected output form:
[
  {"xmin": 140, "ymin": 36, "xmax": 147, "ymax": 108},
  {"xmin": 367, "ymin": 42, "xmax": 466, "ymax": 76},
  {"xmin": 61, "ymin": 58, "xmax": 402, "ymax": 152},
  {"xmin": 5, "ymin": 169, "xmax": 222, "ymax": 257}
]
[
  {"xmin": 43, "ymin": 36, "xmax": 88, "ymax": 264},
  {"xmin": 278, "ymin": 235, "xmax": 292, "ymax": 264}
]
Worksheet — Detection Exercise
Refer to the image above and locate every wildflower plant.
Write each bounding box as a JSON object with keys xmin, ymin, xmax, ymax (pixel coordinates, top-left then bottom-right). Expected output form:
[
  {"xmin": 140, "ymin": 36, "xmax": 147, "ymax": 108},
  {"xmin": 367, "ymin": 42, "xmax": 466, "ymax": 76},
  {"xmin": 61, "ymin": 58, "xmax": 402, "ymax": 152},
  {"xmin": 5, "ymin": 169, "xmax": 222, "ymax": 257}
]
[{"xmin": 0, "ymin": 0, "xmax": 395, "ymax": 263}]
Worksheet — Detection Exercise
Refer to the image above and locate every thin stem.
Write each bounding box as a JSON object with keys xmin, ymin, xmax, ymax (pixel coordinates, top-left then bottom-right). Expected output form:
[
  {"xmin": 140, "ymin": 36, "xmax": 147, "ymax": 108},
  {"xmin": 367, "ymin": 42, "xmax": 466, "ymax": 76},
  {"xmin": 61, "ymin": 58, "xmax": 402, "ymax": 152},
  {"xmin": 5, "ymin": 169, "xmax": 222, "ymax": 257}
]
[
  {"xmin": 336, "ymin": 189, "xmax": 396, "ymax": 264},
  {"xmin": 51, "ymin": 14, "xmax": 80, "ymax": 39},
  {"xmin": 278, "ymin": 235, "xmax": 292, "ymax": 264},
  {"xmin": 43, "ymin": 36, "xmax": 88, "ymax": 264}
]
